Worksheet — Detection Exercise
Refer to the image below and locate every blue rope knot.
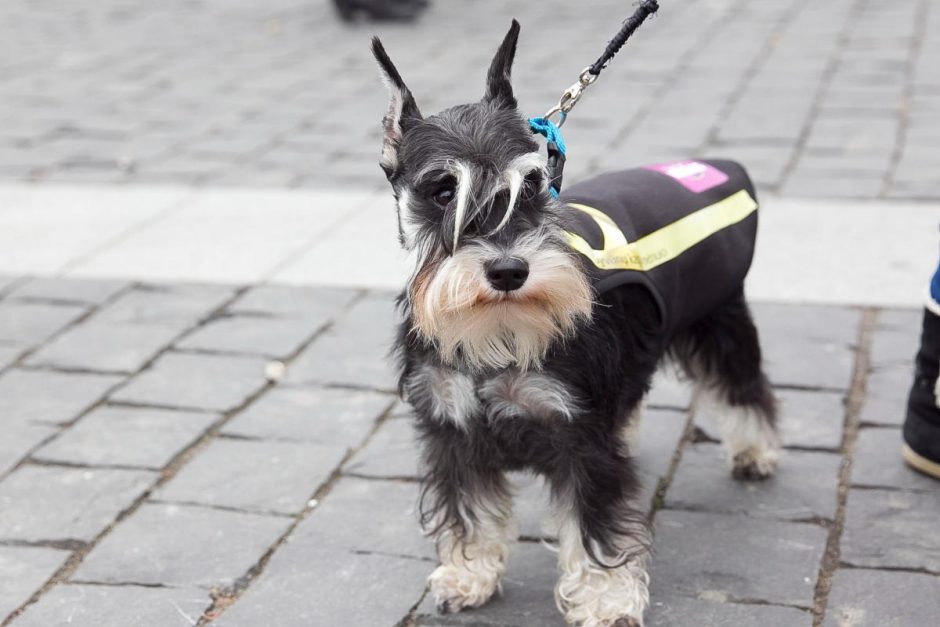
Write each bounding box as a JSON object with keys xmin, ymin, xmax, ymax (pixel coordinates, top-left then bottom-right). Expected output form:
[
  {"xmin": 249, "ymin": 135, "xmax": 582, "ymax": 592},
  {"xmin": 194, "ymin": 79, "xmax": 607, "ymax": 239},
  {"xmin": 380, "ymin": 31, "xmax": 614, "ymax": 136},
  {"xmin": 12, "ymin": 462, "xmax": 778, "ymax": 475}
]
[
  {"xmin": 528, "ymin": 116, "xmax": 567, "ymax": 198},
  {"xmin": 528, "ymin": 117, "xmax": 567, "ymax": 155}
]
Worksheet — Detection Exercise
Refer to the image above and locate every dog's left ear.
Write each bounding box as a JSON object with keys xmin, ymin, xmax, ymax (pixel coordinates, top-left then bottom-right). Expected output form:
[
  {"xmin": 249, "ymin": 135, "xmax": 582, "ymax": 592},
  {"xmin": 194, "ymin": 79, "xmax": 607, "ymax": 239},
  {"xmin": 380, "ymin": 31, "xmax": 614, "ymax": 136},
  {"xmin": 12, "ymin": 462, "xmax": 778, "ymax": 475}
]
[
  {"xmin": 372, "ymin": 37, "xmax": 423, "ymax": 180},
  {"xmin": 484, "ymin": 20, "xmax": 520, "ymax": 108}
]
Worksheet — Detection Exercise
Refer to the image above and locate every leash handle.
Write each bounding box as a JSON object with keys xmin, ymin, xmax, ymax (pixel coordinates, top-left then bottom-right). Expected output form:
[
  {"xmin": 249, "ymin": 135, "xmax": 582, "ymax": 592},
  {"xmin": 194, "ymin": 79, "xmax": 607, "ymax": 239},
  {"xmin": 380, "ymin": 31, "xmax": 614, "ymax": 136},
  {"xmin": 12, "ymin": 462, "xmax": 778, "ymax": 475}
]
[{"xmin": 588, "ymin": 0, "xmax": 660, "ymax": 76}]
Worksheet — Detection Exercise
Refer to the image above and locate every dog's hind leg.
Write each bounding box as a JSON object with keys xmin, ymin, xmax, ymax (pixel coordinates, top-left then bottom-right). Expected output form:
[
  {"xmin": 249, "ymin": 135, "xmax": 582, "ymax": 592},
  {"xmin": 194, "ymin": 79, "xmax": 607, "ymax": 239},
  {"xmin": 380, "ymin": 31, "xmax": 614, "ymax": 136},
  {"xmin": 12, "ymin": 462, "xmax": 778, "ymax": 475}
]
[
  {"xmin": 672, "ymin": 289, "xmax": 781, "ymax": 479},
  {"xmin": 550, "ymin": 428, "xmax": 650, "ymax": 626}
]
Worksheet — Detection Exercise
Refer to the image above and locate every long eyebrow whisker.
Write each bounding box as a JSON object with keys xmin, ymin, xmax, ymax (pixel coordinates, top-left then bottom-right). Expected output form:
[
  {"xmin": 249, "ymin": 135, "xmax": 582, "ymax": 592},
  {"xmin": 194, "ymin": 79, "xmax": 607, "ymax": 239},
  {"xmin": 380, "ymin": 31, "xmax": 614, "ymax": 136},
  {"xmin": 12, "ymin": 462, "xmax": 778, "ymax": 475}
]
[
  {"xmin": 453, "ymin": 161, "xmax": 474, "ymax": 248},
  {"xmin": 492, "ymin": 152, "xmax": 545, "ymax": 234}
]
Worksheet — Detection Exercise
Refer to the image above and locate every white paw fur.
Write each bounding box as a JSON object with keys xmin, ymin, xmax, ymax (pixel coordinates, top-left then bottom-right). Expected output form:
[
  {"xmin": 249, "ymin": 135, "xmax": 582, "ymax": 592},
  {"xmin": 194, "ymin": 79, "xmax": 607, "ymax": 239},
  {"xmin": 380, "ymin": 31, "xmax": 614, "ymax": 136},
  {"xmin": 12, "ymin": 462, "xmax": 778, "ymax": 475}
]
[
  {"xmin": 429, "ymin": 517, "xmax": 512, "ymax": 613},
  {"xmin": 554, "ymin": 518, "xmax": 650, "ymax": 626}
]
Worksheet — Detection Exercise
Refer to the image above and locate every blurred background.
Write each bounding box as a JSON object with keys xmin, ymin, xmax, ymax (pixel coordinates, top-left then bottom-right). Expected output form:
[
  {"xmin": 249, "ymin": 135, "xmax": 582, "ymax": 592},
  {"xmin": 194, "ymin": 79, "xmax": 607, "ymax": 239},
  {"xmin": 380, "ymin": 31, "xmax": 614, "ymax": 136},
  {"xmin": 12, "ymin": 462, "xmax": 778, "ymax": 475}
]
[
  {"xmin": 1, "ymin": 0, "xmax": 937, "ymax": 195},
  {"xmin": 0, "ymin": 1, "xmax": 938, "ymax": 626}
]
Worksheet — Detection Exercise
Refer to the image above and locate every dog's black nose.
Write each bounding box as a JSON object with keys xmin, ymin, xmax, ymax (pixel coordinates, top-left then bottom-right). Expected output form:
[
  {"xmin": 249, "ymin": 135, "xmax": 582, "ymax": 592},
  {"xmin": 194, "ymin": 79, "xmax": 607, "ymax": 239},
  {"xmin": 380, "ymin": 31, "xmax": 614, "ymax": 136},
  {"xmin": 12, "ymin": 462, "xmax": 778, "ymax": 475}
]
[{"xmin": 485, "ymin": 258, "xmax": 529, "ymax": 292}]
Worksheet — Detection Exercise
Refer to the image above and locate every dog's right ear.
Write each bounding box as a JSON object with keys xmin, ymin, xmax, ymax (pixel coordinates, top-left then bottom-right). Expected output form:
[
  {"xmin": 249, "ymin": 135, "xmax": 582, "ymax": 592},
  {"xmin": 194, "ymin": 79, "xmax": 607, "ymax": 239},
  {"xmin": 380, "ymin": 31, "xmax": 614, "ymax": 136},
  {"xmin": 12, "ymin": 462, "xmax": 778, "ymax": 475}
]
[{"xmin": 372, "ymin": 37, "xmax": 422, "ymax": 180}]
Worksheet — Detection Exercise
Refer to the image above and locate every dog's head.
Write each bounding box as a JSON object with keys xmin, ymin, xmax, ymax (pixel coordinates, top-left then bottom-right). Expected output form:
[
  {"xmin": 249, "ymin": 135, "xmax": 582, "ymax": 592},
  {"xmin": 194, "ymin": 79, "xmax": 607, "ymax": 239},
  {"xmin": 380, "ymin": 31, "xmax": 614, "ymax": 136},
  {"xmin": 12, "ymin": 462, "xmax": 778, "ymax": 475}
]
[{"xmin": 372, "ymin": 21, "xmax": 593, "ymax": 371}]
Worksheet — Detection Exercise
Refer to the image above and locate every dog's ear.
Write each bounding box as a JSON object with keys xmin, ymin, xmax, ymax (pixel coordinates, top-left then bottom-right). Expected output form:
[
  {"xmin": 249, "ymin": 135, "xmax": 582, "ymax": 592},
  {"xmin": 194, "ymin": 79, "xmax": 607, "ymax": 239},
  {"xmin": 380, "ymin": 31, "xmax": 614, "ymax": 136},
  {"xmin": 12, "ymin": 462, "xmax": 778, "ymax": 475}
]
[
  {"xmin": 484, "ymin": 20, "xmax": 520, "ymax": 108},
  {"xmin": 372, "ymin": 37, "xmax": 422, "ymax": 179}
]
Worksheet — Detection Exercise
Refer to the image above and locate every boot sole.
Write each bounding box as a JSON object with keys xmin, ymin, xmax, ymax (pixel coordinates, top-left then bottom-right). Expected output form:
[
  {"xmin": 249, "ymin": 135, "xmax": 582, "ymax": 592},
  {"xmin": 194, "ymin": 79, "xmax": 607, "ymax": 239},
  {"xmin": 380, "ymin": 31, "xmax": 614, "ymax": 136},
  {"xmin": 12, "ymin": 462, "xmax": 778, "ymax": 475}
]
[{"xmin": 901, "ymin": 443, "xmax": 940, "ymax": 480}]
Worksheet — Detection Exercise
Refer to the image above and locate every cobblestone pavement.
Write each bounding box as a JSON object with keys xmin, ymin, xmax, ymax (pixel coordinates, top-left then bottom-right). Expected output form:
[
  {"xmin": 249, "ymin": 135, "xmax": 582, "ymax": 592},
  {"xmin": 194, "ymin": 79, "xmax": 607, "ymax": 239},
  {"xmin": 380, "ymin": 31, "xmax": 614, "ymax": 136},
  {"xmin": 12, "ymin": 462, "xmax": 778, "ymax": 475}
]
[
  {"xmin": 2, "ymin": 0, "xmax": 939, "ymax": 199},
  {"xmin": 0, "ymin": 276, "xmax": 937, "ymax": 626}
]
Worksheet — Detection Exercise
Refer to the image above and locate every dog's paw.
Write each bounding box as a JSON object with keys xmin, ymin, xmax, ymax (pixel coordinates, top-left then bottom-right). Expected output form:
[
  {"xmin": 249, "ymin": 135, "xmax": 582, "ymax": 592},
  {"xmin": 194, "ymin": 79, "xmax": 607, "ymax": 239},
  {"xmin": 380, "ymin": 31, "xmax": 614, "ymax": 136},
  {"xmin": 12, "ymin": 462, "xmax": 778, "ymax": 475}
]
[
  {"xmin": 557, "ymin": 560, "xmax": 648, "ymax": 627},
  {"xmin": 429, "ymin": 563, "xmax": 501, "ymax": 614},
  {"xmin": 731, "ymin": 447, "xmax": 779, "ymax": 480}
]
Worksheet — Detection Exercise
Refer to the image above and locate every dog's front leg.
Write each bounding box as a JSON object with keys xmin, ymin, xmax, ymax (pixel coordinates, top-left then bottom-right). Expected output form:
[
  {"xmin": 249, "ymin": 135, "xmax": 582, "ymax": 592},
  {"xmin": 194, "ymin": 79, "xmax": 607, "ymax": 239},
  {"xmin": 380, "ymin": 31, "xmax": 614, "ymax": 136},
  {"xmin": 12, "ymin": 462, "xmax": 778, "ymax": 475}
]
[
  {"xmin": 418, "ymin": 425, "xmax": 513, "ymax": 614},
  {"xmin": 551, "ymin": 428, "xmax": 651, "ymax": 627}
]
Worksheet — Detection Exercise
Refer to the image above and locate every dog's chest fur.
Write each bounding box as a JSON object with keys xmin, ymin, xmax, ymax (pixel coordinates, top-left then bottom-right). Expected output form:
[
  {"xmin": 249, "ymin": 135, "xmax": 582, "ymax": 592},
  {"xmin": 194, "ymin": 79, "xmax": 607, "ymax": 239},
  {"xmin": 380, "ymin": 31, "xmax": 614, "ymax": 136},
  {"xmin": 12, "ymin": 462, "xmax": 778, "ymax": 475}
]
[{"xmin": 408, "ymin": 365, "xmax": 580, "ymax": 429}]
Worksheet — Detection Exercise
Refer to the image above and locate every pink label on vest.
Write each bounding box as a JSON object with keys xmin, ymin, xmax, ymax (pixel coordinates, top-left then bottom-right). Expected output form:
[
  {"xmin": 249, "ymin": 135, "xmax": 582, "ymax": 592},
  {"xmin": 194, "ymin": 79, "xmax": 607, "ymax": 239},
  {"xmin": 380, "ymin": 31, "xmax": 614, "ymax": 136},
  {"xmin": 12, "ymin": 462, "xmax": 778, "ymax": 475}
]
[{"xmin": 645, "ymin": 160, "xmax": 729, "ymax": 193}]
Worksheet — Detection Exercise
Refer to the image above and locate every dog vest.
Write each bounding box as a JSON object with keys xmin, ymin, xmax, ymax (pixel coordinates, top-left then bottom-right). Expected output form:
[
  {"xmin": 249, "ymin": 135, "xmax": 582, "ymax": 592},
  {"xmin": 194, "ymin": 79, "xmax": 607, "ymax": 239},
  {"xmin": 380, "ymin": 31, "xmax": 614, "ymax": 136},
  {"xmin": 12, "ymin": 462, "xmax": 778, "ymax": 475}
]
[{"xmin": 558, "ymin": 159, "xmax": 758, "ymax": 336}]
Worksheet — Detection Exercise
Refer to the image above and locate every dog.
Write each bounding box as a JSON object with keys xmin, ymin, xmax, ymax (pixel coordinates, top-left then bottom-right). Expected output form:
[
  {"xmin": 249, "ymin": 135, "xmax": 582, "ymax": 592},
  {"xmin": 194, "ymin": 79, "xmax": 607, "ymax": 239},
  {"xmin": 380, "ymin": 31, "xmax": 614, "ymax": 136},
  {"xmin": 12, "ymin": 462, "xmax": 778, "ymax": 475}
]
[{"xmin": 372, "ymin": 21, "xmax": 780, "ymax": 627}]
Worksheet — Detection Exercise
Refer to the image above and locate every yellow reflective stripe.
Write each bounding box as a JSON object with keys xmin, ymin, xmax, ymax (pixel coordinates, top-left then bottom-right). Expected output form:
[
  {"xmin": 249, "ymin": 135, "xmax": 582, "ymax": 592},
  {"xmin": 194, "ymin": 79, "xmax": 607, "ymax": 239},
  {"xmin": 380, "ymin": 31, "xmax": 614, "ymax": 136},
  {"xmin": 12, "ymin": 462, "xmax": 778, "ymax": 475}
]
[
  {"xmin": 564, "ymin": 189, "xmax": 758, "ymax": 272},
  {"xmin": 565, "ymin": 203, "xmax": 628, "ymax": 247}
]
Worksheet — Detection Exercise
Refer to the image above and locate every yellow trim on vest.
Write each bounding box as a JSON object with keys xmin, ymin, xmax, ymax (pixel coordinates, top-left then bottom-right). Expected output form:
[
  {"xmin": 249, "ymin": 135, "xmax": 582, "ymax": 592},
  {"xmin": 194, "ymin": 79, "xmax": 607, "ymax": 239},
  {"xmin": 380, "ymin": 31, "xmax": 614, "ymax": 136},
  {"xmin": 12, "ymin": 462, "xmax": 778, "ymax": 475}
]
[{"xmin": 564, "ymin": 189, "xmax": 758, "ymax": 272}]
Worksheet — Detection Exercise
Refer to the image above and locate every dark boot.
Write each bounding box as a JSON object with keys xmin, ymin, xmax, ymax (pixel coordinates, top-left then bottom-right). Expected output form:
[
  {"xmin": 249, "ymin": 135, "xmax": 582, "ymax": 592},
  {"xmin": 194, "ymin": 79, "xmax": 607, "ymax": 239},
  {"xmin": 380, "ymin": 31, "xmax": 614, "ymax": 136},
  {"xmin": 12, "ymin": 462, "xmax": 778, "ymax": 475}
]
[
  {"xmin": 902, "ymin": 306, "xmax": 940, "ymax": 479},
  {"xmin": 333, "ymin": 0, "xmax": 429, "ymax": 22}
]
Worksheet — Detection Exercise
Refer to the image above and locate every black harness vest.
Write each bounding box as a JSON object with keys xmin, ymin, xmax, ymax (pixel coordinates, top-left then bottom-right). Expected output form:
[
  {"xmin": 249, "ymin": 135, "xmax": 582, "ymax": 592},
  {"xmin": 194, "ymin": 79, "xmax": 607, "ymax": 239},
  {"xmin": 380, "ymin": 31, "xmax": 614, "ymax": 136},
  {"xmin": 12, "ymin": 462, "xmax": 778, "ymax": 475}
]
[{"xmin": 558, "ymin": 159, "xmax": 759, "ymax": 336}]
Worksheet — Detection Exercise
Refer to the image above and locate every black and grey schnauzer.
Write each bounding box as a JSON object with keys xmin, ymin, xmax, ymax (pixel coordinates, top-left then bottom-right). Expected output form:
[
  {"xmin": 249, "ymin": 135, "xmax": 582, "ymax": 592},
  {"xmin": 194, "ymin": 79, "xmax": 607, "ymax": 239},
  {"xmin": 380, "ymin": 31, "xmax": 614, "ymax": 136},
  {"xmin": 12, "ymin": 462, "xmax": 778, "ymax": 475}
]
[{"xmin": 373, "ymin": 21, "xmax": 780, "ymax": 627}]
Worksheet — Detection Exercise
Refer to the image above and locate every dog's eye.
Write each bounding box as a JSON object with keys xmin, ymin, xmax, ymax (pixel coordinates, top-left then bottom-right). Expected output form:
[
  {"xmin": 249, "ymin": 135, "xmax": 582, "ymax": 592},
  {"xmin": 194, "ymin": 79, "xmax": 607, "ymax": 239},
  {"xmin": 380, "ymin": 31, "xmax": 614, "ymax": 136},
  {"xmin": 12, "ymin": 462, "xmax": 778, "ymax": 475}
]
[
  {"xmin": 522, "ymin": 171, "xmax": 543, "ymax": 198},
  {"xmin": 431, "ymin": 187, "xmax": 455, "ymax": 207}
]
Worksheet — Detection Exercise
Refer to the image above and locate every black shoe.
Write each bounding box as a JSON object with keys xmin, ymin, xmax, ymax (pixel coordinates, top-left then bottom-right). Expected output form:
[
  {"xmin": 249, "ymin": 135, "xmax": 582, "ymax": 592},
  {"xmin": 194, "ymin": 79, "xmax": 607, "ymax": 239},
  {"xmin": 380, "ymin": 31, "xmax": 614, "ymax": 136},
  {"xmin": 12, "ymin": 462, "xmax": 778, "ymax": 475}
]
[
  {"xmin": 902, "ymin": 306, "xmax": 940, "ymax": 479},
  {"xmin": 333, "ymin": 0, "xmax": 429, "ymax": 22}
]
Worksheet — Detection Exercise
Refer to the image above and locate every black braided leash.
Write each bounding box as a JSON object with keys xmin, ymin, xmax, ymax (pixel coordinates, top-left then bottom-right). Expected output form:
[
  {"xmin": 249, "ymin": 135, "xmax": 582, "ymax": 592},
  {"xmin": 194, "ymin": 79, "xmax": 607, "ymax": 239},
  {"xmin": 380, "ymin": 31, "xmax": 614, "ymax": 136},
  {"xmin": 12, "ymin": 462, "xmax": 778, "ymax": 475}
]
[
  {"xmin": 534, "ymin": 1, "xmax": 659, "ymax": 195},
  {"xmin": 588, "ymin": 0, "xmax": 660, "ymax": 77}
]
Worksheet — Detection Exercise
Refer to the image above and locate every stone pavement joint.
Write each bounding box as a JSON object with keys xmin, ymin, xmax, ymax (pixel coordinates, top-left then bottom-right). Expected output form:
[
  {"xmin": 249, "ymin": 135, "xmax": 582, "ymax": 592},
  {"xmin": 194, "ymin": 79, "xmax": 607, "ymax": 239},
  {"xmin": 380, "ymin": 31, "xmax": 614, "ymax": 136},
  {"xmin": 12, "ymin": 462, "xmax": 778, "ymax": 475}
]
[
  {"xmin": 191, "ymin": 403, "xmax": 400, "ymax": 626},
  {"xmin": 809, "ymin": 308, "xmax": 876, "ymax": 625}
]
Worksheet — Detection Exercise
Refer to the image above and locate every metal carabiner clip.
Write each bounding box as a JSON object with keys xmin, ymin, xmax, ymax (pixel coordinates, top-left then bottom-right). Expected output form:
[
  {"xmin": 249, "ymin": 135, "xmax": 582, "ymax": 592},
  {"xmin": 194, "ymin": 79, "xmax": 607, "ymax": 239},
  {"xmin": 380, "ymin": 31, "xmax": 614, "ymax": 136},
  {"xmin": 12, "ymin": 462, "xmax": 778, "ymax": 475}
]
[{"xmin": 543, "ymin": 67, "xmax": 598, "ymax": 127}]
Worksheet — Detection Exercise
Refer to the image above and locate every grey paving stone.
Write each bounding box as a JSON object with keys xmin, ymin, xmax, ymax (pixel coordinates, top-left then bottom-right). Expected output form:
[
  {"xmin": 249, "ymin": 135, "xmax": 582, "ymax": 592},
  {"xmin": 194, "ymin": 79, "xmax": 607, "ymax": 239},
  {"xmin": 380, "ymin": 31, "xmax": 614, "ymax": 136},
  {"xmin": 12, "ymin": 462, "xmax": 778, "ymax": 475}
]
[
  {"xmin": 752, "ymin": 303, "xmax": 860, "ymax": 390},
  {"xmin": 25, "ymin": 321, "xmax": 182, "ymax": 373},
  {"xmin": 219, "ymin": 546, "xmax": 429, "ymax": 627},
  {"xmin": 852, "ymin": 426, "xmax": 937, "ymax": 492},
  {"xmin": 94, "ymin": 284, "xmax": 233, "ymax": 327},
  {"xmin": 781, "ymin": 171, "xmax": 886, "ymax": 199},
  {"xmin": 0, "ymin": 274, "xmax": 21, "ymax": 295},
  {"xmin": 648, "ymin": 595, "xmax": 811, "ymax": 627},
  {"xmin": 345, "ymin": 416, "xmax": 419, "ymax": 479},
  {"xmin": 155, "ymin": 438, "xmax": 339, "ymax": 514},
  {"xmin": 652, "ymin": 510, "xmax": 826, "ymax": 607},
  {"xmin": 222, "ymin": 385, "xmax": 394, "ymax": 443},
  {"xmin": 869, "ymin": 309, "xmax": 921, "ymax": 369},
  {"xmin": 751, "ymin": 302, "xmax": 862, "ymax": 349},
  {"xmin": 207, "ymin": 474, "xmax": 433, "ymax": 625},
  {"xmin": 665, "ymin": 444, "xmax": 840, "ymax": 520},
  {"xmin": 0, "ymin": 369, "xmax": 123, "ymax": 426},
  {"xmin": 9, "ymin": 278, "xmax": 129, "ymax": 305},
  {"xmin": 229, "ymin": 284, "xmax": 358, "ymax": 319},
  {"xmin": 111, "ymin": 352, "xmax": 269, "ymax": 412},
  {"xmin": 293, "ymin": 475, "xmax": 432, "ymax": 559},
  {"xmin": 822, "ymin": 568, "xmax": 940, "ymax": 627},
  {"xmin": 285, "ymin": 293, "xmax": 397, "ymax": 391},
  {"xmin": 0, "ymin": 421, "xmax": 57, "ymax": 476},
  {"xmin": 73, "ymin": 503, "xmax": 291, "ymax": 588},
  {"xmin": 841, "ymin": 487, "xmax": 940, "ymax": 572},
  {"xmin": 647, "ymin": 367, "xmax": 692, "ymax": 410},
  {"xmin": 511, "ymin": 473, "xmax": 555, "ymax": 540},
  {"xmin": 0, "ymin": 301, "xmax": 86, "ymax": 348},
  {"xmin": 14, "ymin": 584, "xmax": 212, "ymax": 627},
  {"xmin": 858, "ymin": 364, "xmax": 910, "ymax": 426},
  {"xmin": 634, "ymin": 407, "xmax": 689, "ymax": 510},
  {"xmin": 176, "ymin": 314, "xmax": 317, "ymax": 358},
  {"xmin": 415, "ymin": 542, "xmax": 565, "ymax": 626},
  {"xmin": 32, "ymin": 406, "xmax": 217, "ymax": 469},
  {"xmin": 0, "ymin": 546, "xmax": 69, "ymax": 621},
  {"xmin": 777, "ymin": 388, "xmax": 845, "ymax": 450},
  {"xmin": 0, "ymin": 466, "xmax": 154, "ymax": 542},
  {"xmin": 0, "ymin": 344, "xmax": 20, "ymax": 369}
]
